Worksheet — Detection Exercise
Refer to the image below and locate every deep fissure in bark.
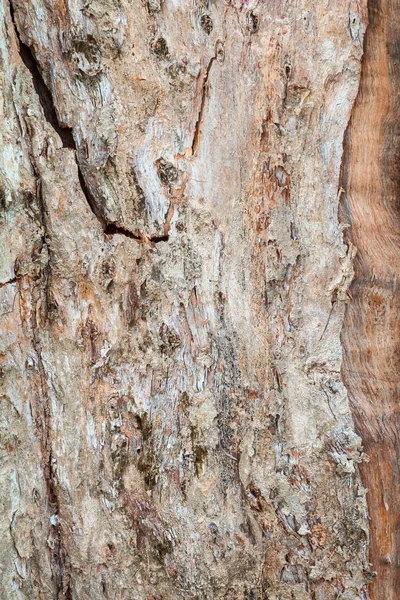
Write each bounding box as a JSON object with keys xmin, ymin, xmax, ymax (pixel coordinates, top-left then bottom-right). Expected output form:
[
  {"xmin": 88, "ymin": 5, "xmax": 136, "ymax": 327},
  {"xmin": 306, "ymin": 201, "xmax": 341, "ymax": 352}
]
[
  {"xmin": 104, "ymin": 222, "xmax": 169, "ymax": 244},
  {"xmin": 9, "ymin": 6, "xmax": 73, "ymax": 595},
  {"xmin": 9, "ymin": 1, "xmax": 75, "ymax": 150},
  {"xmin": 35, "ymin": 167, "xmax": 73, "ymax": 599},
  {"xmin": 0, "ymin": 276, "xmax": 17, "ymax": 287},
  {"xmin": 191, "ymin": 54, "xmax": 217, "ymax": 155},
  {"xmin": 10, "ymin": 4, "xmax": 169, "ymax": 247},
  {"xmin": 30, "ymin": 280, "xmax": 72, "ymax": 599},
  {"xmin": 75, "ymin": 159, "xmax": 105, "ymax": 224}
]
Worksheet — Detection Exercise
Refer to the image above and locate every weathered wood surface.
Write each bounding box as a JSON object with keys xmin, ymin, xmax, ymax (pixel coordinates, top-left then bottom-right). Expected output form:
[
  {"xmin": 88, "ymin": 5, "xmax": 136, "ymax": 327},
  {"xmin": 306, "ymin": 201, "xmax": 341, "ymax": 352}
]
[
  {"xmin": 341, "ymin": 1, "xmax": 400, "ymax": 599},
  {"xmin": 0, "ymin": 0, "xmax": 373, "ymax": 598}
]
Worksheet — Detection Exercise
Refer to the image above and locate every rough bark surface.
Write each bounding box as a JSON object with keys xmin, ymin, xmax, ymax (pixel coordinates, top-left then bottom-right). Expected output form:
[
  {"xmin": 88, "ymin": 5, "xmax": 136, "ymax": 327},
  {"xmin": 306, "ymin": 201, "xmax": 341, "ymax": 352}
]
[{"xmin": 0, "ymin": 0, "xmax": 372, "ymax": 598}]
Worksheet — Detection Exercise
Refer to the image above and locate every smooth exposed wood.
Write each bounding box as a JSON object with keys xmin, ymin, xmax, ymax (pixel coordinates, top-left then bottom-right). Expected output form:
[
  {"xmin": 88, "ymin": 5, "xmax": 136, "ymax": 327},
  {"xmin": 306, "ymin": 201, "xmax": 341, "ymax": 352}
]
[{"xmin": 341, "ymin": 1, "xmax": 400, "ymax": 598}]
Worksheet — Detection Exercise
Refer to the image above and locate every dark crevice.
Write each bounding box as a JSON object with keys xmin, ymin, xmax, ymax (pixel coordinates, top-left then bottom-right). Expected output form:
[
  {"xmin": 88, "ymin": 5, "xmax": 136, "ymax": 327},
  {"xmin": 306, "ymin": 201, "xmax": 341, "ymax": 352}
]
[
  {"xmin": 76, "ymin": 154, "xmax": 170, "ymax": 245},
  {"xmin": 33, "ymin": 174, "xmax": 73, "ymax": 600},
  {"xmin": 104, "ymin": 222, "xmax": 169, "ymax": 245},
  {"xmin": 104, "ymin": 222, "xmax": 142, "ymax": 240},
  {"xmin": 191, "ymin": 55, "xmax": 216, "ymax": 155},
  {"xmin": 78, "ymin": 163, "xmax": 169, "ymax": 245},
  {"xmin": 149, "ymin": 233, "xmax": 169, "ymax": 243},
  {"xmin": 76, "ymin": 160, "xmax": 105, "ymax": 225},
  {"xmin": 10, "ymin": 0, "xmax": 75, "ymax": 149},
  {"xmin": 10, "ymin": 6, "xmax": 72, "ymax": 597},
  {"xmin": 31, "ymin": 279, "xmax": 73, "ymax": 600},
  {"xmin": 77, "ymin": 157, "xmax": 170, "ymax": 245},
  {"xmin": 0, "ymin": 276, "xmax": 17, "ymax": 288},
  {"xmin": 9, "ymin": 0, "xmax": 170, "ymax": 248}
]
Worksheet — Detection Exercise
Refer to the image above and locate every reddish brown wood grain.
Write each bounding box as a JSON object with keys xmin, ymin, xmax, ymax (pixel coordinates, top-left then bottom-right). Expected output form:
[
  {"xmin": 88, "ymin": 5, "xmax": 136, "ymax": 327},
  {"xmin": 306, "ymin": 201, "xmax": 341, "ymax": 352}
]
[{"xmin": 341, "ymin": 1, "xmax": 400, "ymax": 597}]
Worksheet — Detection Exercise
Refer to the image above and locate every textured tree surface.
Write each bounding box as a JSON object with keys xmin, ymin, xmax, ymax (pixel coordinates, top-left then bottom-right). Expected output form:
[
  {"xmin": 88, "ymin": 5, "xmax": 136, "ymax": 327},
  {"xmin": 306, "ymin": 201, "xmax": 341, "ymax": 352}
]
[{"xmin": 0, "ymin": 0, "xmax": 381, "ymax": 598}]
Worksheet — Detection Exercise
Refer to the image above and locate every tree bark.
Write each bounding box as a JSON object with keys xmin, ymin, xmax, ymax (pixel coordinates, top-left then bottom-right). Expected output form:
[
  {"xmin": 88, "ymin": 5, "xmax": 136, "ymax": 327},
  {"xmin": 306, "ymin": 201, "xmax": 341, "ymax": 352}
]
[{"xmin": 0, "ymin": 0, "xmax": 378, "ymax": 598}]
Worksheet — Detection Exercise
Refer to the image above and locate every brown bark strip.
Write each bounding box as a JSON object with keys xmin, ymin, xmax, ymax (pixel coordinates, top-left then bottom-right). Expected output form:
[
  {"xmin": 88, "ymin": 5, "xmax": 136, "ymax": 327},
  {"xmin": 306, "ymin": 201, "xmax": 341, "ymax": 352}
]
[
  {"xmin": 29, "ymin": 161, "xmax": 73, "ymax": 600},
  {"xmin": 341, "ymin": 0, "xmax": 400, "ymax": 597},
  {"xmin": 30, "ymin": 279, "xmax": 72, "ymax": 600}
]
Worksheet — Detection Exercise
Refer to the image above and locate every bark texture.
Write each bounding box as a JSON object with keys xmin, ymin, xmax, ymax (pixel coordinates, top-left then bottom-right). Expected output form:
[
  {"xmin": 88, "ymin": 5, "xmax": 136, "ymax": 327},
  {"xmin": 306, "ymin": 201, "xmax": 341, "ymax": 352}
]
[{"xmin": 0, "ymin": 0, "xmax": 373, "ymax": 598}]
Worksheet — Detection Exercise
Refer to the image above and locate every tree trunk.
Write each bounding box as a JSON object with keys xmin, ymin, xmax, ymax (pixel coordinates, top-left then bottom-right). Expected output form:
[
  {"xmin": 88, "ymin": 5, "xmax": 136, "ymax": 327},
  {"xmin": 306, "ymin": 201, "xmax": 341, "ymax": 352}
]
[{"xmin": 0, "ymin": 0, "xmax": 384, "ymax": 598}]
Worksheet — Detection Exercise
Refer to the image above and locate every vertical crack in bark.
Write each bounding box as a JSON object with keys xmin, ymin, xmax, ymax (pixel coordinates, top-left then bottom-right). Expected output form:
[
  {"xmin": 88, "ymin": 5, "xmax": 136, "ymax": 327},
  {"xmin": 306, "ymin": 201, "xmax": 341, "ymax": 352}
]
[
  {"xmin": 9, "ymin": 6, "xmax": 72, "ymax": 594},
  {"xmin": 31, "ymin": 177, "xmax": 72, "ymax": 598},
  {"xmin": 340, "ymin": 0, "xmax": 400, "ymax": 596},
  {"xmin": 191, "ymin": 55, "xmax": 217, "ymax": 156},
  {"xmin": 7, "ymin": 9, "xmax": 173, "ymax": 588},
  {"xmin": 31, "ymin": 282, "xmax": 72, "ymax": 600},
  {"xmin": 9, "ymin": 1, "xmax": 169, "ymax": 246},
  {"xmin": 9, "ymin": 1, "xmax": 75, "ymax": 150}
]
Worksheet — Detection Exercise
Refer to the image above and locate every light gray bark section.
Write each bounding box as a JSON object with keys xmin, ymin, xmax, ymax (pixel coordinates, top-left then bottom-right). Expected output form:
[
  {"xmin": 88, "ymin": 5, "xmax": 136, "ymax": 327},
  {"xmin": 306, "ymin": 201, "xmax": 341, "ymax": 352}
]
[{"xmin": 0, "ymin": 0, "xmax": 370, "ymax": 598}]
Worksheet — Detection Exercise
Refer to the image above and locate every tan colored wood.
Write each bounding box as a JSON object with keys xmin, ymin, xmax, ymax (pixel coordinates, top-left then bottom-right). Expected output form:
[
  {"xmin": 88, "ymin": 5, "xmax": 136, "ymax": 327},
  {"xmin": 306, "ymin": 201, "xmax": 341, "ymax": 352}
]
[{"xmin": 341, "ymin": 1, "xmax": 400, "ymax": 598}]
